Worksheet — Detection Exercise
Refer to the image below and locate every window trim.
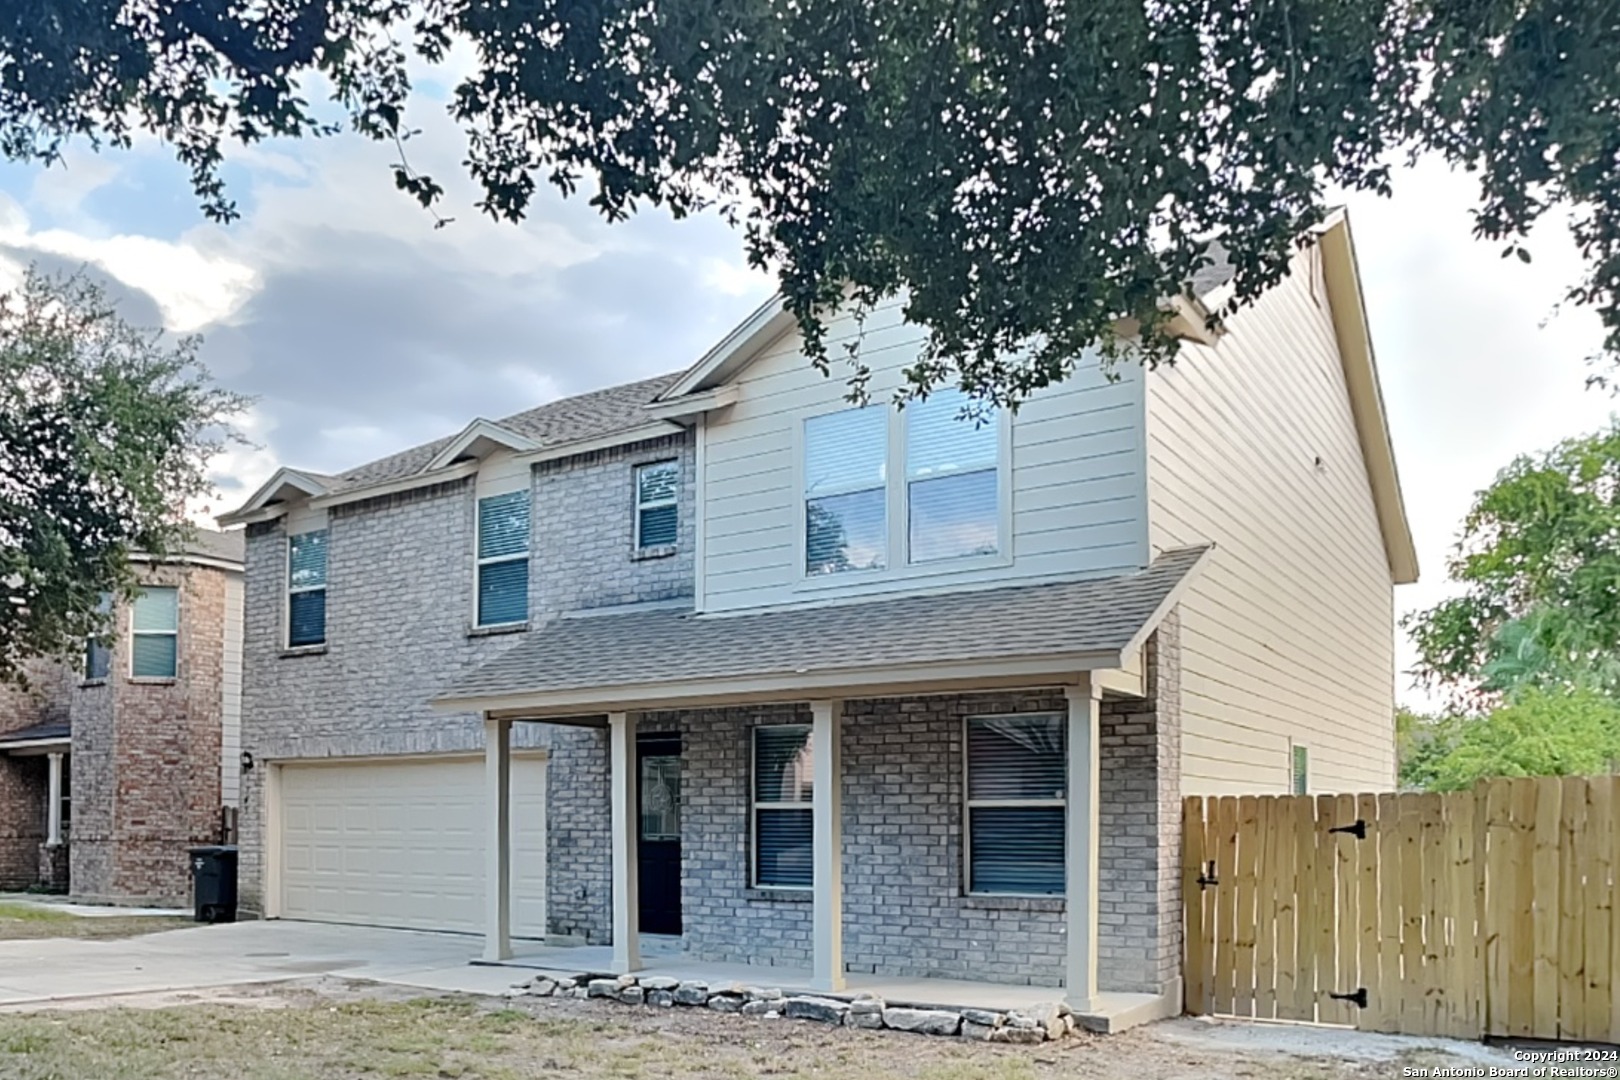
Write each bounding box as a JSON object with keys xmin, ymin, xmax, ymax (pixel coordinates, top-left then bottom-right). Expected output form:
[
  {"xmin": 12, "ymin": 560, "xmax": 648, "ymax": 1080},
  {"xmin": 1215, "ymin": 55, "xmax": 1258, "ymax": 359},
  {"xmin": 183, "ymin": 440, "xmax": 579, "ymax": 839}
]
[
  {"xmin": 474, "ymin": 490, "xmax": 531, "ymax": 629},
  {"xmin": 633, "ymin": 458, "xmax": 681, "ymax": 551},
  {"xmin": 794, "ymin": 398, "xmax": 1012, "ymax": 589},
  {"xmin": 750, "ymin": 722, "xmax": 814, "ymax": 891},
  {"xmin": 129, "ymin": 586, "xmax": 180, "ymax": 680},
  {"xmin": 84, "ymin": 592, "xmax": 112, "ymax": 681},
  {"xmin": 286, "ymin": 529, "xmax": 328, "ymax": 649},
  {"xmin": 962, "ymin": 712, "xmax": 1067, "ymax": 898}
]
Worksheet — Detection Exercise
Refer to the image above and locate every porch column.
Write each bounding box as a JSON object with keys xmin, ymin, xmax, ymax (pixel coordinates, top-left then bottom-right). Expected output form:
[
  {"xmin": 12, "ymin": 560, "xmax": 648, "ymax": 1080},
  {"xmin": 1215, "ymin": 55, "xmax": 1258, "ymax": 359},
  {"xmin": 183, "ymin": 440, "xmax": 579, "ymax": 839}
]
[
  {"xmin": 45, "ymin": 752, "xmax": 64, "ymax": 846},
  {"xmin": 483, "ymin": 716, "xmax": 513, "ymax": 963},
  {"xmin": 810, "ymin": 699, "xmax": 844, "ymax": 992},
  {"xmin": 609, "ymin": 711, "xmax": 641, "ymax": 974},
  {"xmin": 1064, "ymin": 680, "xmax": 1102, "ymax": 1012}
]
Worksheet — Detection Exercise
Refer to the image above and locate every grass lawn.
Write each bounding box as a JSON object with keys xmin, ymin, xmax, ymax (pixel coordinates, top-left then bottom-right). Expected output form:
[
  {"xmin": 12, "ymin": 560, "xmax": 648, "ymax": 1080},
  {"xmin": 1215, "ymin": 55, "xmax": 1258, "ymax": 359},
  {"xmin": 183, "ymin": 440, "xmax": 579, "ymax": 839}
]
[
  {"xmin": 0, "ymin": 901, "xmax": 193, "ymax": 942},
  {"xmin": 0, "ymin": 986, "xmax": 1490, "ymax": 1080}
]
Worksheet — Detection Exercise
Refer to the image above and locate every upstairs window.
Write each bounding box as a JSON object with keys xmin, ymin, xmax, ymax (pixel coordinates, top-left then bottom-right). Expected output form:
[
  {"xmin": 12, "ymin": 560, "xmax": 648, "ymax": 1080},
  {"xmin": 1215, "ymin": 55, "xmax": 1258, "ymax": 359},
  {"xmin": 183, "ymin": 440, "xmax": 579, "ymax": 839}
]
[
  {"xmin": 84, "ymin": 592, "xmax": 112, "ymax": 680},
  {"xmin": 803, "ymin": 407, "xmax": 888, "ymax": 575},
  {"xmin": 476, "ymin": 491, "xmax": 530, "ymax": 626},
  {"xmin": 634, "ymin": 461, "xmax": 680, "ymax": 550},
  {"xmin": 906, "ymin": 389, "xmax": 1000, "ymax": 562},
  {"xmin": 752, "ymin": 724, "xmax": 814, "ymax": 888},
  {"xmin": 287, "ymin": 530, "xmax": 328, "ymax": 647},
  {"xmin": 131, "ymin": 587, "xmax": 179, "ymax": 678},
  {"xmin": 965, "ymin": 714, "xmax": 1065, "ymax": 895}
]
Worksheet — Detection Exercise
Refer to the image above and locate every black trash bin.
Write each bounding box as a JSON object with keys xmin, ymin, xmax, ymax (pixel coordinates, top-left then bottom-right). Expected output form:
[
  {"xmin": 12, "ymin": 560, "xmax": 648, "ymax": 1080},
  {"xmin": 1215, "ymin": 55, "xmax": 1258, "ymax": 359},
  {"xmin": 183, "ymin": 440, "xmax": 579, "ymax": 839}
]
[{"xmin": 189, "ymin": 845, "xmax": 238, "ymax": 923}]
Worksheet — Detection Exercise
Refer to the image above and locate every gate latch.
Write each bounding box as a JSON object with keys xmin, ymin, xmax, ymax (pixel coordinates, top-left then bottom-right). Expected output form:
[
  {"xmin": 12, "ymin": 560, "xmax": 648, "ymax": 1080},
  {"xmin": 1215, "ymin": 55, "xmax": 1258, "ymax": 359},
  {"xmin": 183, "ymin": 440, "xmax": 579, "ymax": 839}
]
[
  {"xmin": 1195, "ymin": 860, "xmax": 1219, "ymax": 890},
  {"xmin": 1328, "ymin": 819, "xmax": 1368, "ymax": 839},
  {"xmin": 1329, "ymin": 988, "xmax": 1369, "ymax": 1009}
]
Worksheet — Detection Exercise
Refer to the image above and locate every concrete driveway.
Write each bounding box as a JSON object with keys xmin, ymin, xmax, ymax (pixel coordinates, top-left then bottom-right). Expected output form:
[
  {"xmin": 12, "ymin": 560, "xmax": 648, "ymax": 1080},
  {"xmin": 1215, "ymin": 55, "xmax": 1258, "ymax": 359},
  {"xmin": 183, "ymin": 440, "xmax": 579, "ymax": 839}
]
[{"xmin": 0, "ymin": 920, "xmax": 526, "ymax": 1007}]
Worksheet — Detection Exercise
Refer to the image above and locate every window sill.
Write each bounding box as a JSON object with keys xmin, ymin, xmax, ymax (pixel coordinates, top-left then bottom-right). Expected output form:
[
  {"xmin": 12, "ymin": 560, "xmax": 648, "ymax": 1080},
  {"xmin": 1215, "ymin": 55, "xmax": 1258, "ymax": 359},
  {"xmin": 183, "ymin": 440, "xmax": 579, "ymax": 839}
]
[
  {"xmin": 632, "ymin": 544, "xmax": 678, "ymax": 562},
  {"xmin": 279, "ymin": 645, "xmax": 328, "ymax": 658},
  {"xmin": 744, "ymin": 887, "xmax": 813, "ymax": 903},
  {"xmin": 959, "ymin": 894, "xmax": 1065, "ymax": 913},
  {"xmin": 127, "ymin": 676, "xmax": 178, "ymax": 686},
  {"xmin": 468, "ymin": 622, "xmax": 528, "ymax": 638},
  {"xmin": 78, "ymin": 678, "xmax": 107, "ymax": 690},
  {"xmin": 794, "ymin": 552, "xmax": 1012, "ymax": 594}
]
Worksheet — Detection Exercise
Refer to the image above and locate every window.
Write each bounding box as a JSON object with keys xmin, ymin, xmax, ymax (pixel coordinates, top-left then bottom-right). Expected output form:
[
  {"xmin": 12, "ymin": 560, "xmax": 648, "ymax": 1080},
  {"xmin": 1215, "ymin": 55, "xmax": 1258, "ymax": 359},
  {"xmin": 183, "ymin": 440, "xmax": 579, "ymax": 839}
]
[
  {"xmin": 130, "ymin": 587, "xmax": 179, "ymax": 678},
  {"xmin": 1292, "ymin": 744, "xmax": 1309, "ymax": 795},
  {"xmin": 287, "ymin": 530, "xmax": 328, "ymax": 647},
  {"xmin": 906, "ymin": 389, "xmax": 1000, "ymax": 562},
  {"xmin": 804, "ymin": 408, "xmax": 888, "ymax": 575},
  {"xmin": 752, "ymin": 725, "xmax": 814, "ymax": 888},
  {"xmin": 84, "ymin": 592, "xmax": 112, "ymax": 680},
  {"xmin": 966, "ymin": 714, "xmax": 1065, "ymax": 895},
  {"xmin": 635, "ymin": 461, "xmax": 680, "ymax": 549},
  {"xmin": 476, "ymin": 491, "xmax": 530, "ymax": 626}
]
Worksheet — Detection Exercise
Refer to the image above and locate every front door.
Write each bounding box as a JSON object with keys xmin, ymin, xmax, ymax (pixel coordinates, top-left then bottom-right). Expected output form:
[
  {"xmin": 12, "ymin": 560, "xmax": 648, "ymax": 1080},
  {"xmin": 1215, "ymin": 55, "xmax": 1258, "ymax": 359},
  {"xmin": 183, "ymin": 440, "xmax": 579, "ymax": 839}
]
[{"xmin": 636, "ymin": 734, "xmax": 682, "ymax": 935}]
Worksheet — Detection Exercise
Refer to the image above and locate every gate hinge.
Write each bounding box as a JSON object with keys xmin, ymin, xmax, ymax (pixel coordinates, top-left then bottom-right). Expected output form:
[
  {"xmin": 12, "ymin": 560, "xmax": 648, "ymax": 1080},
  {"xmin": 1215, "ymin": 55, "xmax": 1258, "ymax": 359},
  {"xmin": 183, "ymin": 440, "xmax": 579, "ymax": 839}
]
[
  {"xmin": 1329, "ymin": 988, "xmax": 1369, "ymax": 1009},
  {"xmin": 1328, "ymin": 819, "xmax": 1368, "ymax": 839},
  {"xmin": 1195, "ymin": 860, "xmax": 1219, "ymax": 890}
]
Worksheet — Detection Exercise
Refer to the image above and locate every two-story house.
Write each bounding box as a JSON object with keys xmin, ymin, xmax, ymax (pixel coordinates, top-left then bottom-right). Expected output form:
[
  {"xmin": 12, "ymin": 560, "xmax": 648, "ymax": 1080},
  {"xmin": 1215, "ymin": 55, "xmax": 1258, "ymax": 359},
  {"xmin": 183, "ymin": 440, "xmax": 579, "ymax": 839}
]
[
  {"xmin": 220, "ymin": 209, "xmax": 1415, "ymax": 1027},
  {"xmin": 0, "ymin": 530, "xmax": 245, "ymax": 904}
]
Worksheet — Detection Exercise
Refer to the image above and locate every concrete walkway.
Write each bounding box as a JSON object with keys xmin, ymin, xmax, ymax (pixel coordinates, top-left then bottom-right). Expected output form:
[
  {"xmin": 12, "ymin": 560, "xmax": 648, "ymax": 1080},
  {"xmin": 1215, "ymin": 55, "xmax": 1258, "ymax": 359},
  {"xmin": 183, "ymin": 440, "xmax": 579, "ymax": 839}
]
[{"xmin": 0, "ymin": 921, "xmax": 523, "ymax": 1007}]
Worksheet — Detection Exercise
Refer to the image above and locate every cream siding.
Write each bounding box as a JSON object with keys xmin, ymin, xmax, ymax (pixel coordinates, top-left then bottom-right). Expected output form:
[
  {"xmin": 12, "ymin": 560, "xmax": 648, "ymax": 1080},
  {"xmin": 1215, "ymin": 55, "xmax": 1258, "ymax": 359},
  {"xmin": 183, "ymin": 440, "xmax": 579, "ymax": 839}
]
[
  {"xmin": 1147, "ymin": 246, "xmax": 1396, "ymax": 795},
  {"xmin": 221, "ymin": 570, "xmax": 245, "ymax": 807},
  {"xmin": 699, "ymin": 297, "xmax": 1150, "ymax": 613}
]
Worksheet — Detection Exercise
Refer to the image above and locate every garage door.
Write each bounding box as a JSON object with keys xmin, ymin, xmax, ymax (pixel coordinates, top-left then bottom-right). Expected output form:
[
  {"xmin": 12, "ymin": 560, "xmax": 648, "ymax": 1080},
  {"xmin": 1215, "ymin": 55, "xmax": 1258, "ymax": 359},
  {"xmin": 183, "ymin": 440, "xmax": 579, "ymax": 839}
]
[{"xmin": 279, "ymin": 755, "xmax": 547, "ymax": 937}]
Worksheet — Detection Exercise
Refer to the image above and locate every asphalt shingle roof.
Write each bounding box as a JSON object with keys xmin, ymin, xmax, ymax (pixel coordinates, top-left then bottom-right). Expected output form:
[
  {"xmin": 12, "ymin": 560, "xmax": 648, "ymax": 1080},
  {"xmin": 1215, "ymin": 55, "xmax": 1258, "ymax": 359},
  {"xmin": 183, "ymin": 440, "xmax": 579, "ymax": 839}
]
[
  {"xmin": 0, "ymin": 721, "xmax": 70, "ymax": 747},
  {"xmin": 327, "ymin": 373, "xmax": 684, "ymax": 494},
  {"xmin": 441, "ymin": 545, "xmax": 1210, "ymax": 704}
]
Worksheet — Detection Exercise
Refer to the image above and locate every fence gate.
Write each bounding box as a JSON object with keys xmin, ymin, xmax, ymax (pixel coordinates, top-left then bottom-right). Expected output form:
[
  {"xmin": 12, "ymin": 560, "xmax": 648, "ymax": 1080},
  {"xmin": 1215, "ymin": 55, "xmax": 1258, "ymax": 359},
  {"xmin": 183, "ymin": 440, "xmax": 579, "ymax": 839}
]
[{"xmin": 1182, "ymin": 777, "xmax": 1620, "ymax": 1041}]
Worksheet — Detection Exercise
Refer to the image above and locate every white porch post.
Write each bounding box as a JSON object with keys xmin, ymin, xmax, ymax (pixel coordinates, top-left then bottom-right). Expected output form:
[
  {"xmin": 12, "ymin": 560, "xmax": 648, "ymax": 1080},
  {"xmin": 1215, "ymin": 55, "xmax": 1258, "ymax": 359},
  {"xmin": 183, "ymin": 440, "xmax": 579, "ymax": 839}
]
[
  {"xmin": 1064, "ymin": 680, "xmax": 1102, "ymax": 1012},
  {"xmin": 483, "ymin": 716, "xmax": 513, "ymax": 962},
  {"xmin": 45, "ymin": 752, "xmax": 64, "ymax": 846},
  {"xmin": 609, "ymin": 711, "xmax": 641, "ymax": 974},
  {"xmin": 810, "ymin": 699, "xmax": 844, "ymax": 992}
]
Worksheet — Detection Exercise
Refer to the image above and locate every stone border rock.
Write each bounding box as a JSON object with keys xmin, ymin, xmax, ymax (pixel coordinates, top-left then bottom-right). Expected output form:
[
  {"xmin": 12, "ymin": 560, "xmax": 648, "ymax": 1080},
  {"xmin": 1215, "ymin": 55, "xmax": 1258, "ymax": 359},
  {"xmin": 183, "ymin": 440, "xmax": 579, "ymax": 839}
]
[{"xmin": 508, "ymin": 973, "xmax": 1080, "ymax": 1043}]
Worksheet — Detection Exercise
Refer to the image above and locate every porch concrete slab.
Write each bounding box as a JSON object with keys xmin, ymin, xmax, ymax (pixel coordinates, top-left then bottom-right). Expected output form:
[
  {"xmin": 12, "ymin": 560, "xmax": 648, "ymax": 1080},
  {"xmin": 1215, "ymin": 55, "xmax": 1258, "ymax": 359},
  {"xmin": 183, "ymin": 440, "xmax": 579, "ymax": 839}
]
[{"xmin": 495, "ymin": 941, "xmax": 1172, "ymax": 1030}]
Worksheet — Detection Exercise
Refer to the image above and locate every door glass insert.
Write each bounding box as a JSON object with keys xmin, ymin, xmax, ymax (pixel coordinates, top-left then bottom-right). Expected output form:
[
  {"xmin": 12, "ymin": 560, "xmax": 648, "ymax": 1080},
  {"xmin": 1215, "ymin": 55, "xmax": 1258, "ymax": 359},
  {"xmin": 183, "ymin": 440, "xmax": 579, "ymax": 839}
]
[{"xmin": 640, "ymin": 755, "xmax": 681, "ymax": 842}]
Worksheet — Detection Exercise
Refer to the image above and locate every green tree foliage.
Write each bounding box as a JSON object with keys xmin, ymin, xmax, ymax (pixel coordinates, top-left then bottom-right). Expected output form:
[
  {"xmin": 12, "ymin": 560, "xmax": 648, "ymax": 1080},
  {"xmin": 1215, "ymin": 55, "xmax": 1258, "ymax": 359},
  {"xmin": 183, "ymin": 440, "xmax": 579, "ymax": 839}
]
[
  {"xmin": 1396, "ymin": 706, "xmax": 1462, "ymax": 791},
  {"xmin": 1423, "ymin": 688, "xmax": 1620, "ymax": 792},
  {"xmin": 2, "ymin": 0, "xmax": 1617, "ymax": 402},
  {"xmin": 0, "ymin": 270, "xmax": 247, "ymax": 686},
  {"xmin": 1406, "ymin": 422, "xmax": 1620, "ymax": 709}
]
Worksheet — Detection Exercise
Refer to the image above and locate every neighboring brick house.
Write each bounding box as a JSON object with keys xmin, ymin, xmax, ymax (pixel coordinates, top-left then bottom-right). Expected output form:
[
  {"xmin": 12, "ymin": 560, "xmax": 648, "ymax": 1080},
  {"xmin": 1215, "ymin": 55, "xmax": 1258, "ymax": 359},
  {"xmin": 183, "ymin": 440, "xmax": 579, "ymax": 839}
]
[
  {"xmin": 221, "ymin": 210, "xmax": 1415, "ymax": 1027},
  {"xmin": 0, "ymin": 531, "xmax": 245, "ymax": 904}
]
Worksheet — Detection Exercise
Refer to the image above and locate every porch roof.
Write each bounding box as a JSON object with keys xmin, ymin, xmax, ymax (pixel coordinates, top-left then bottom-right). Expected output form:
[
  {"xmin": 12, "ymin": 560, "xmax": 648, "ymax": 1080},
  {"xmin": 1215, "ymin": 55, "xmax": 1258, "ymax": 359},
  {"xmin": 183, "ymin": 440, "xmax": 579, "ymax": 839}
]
[
  {"xmin": 0, "ymin": 721, "xmax": 70, "ymax": 752},
  {"xmin": 437, "ymin": 545, "xmax": 1210, "ymax": 717}
]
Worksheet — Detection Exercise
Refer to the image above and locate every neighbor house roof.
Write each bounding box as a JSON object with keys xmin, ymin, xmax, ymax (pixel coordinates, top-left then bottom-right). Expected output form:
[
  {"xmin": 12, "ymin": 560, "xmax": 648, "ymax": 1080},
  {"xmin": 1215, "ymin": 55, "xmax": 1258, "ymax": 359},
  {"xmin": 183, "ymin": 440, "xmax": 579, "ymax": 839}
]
[{"xmin": 437, "ymin": 545, "xmax": 1211, "ymax": 717}]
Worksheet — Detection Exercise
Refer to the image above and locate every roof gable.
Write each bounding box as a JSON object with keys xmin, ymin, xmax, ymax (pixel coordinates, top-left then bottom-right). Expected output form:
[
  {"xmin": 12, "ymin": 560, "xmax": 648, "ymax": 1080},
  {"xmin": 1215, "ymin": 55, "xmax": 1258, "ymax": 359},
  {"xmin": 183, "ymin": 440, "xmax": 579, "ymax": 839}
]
[{"xmin": 424, "ymin": 419, "xmax": 541, "ymax": 471}]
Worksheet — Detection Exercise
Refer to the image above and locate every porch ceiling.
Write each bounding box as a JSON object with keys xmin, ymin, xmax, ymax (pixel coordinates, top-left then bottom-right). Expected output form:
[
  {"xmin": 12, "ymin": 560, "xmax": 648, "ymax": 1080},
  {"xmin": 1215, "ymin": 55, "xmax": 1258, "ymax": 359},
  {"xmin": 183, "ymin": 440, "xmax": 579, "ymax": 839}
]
[{"xmin": 436, "ymin": 545, "xmax": 1210, "ymax": 719}]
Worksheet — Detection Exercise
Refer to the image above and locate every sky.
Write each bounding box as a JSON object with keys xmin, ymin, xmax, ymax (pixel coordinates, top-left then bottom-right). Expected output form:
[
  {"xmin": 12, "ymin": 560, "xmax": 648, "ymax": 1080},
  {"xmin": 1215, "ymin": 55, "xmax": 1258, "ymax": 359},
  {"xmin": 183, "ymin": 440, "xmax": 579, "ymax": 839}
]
[{"xmin": 0, "ymin": 92, "xmax": 1610, "ymax": 712}]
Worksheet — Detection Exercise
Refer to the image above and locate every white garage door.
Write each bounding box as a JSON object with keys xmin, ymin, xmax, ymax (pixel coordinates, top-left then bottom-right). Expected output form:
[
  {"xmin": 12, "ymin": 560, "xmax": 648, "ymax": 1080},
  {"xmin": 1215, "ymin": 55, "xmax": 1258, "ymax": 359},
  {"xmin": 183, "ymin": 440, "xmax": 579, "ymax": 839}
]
[{"xmin": 279, "ymin": 755, "xmax": 547, "ymax": 937}]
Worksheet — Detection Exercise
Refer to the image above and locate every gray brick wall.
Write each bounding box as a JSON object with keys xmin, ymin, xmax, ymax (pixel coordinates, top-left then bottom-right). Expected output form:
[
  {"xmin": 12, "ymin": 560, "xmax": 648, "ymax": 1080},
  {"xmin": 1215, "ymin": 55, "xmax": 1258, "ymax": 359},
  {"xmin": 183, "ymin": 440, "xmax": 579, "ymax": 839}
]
[{"xmin": 237, "ymin": 434, "xmax": 695, "ymax": 917}]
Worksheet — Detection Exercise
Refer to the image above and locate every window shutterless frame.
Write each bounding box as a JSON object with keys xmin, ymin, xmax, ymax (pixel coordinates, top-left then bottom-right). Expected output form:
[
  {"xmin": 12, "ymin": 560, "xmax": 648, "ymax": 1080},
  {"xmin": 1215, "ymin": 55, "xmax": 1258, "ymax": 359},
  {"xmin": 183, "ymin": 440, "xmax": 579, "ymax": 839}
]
[
  {"xmin": 750, "ymin": 723, "xmax": 814, "ymax": 890},
  {"xmin": 129, "ymin": 586, "xmax": 179, "ymax": 678},
  {"xmin": 633, "ymin": 460, "xmax": 680, "ymax": 550},
  {"xmin": 474, "ymin": 491, "xmax": 530, "ymax": 627},
  {"xmin": 962, "ymin": 712, "xmax": 1067, "ymax": 897},
  {"xmin": 286, "ymin": 530, "xmax": 328, "ymax": 648}
]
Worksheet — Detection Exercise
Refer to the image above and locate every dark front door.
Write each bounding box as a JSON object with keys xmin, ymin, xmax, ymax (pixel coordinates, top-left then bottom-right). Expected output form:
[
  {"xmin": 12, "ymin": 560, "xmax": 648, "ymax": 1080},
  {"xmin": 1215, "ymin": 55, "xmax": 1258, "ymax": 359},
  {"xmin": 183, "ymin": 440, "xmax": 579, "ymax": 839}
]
[{"xmin": 637, "ymin": 734, "xmax": 682, "ymax": 935}]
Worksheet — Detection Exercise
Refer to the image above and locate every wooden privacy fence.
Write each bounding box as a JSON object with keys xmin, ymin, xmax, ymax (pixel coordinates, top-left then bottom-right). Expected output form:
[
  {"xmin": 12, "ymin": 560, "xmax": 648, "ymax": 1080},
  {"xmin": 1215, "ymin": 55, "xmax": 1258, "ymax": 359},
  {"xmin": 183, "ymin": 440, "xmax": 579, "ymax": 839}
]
[{"xmin": 1182, "ymin": 776, "xmax": 1620, "ymax": 1042}]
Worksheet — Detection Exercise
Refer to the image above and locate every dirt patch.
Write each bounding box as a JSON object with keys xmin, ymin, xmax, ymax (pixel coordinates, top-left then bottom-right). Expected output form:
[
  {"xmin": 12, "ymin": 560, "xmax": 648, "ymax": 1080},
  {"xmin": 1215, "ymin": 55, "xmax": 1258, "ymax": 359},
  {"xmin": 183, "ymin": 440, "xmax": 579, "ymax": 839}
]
[{"xmin": 0, "ymin": 978, "xmax": 1512, "ymax": 1080}]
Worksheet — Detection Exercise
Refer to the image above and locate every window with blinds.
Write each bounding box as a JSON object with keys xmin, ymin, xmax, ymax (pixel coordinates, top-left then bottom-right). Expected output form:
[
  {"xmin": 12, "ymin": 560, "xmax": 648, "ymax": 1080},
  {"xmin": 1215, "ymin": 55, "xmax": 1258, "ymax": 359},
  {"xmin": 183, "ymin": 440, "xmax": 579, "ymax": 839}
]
[
  {"xmin": 1292, "ymin": 744, "xmax": 1309, "ymax": 795},
  {"xmin": 965, "ymin": 714, "xmax": 1065, "ymax": 895},
  {"xmin": 906, "ymin": 389, "xmax": 1000, "ymax": 563},
  {"xmin": 804, "ymin": 407, "xmax": 887, "ymax": 575},
  {"xmin": 287, "ymin": 530, "xmax": 328, "ymax": 647},
  {"xmin": 476, "ymin": 491, "xmax": 530, "ymax": 626},
  {"xmin": 635, "ymin": 460, "xmax": 680, "ymax": 549},
  {"xmin": 753, "ymin": 724, "xmax": 814, "ymax": 888},
  {"xmin": 131, "ymin": 587, "xmax": 179, "ymax": 678},
  {"xmin": 84, "ymin": 592, "xmax": 112, "ymax": 680}
]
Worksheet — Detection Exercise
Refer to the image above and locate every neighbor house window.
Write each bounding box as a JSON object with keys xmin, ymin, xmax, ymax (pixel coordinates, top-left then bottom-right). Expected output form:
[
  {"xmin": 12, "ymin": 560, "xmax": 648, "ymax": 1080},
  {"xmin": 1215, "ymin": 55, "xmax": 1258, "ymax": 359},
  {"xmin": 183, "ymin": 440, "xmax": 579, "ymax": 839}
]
[
  {"xmin": 752, "ymin": 725, "xmax": 814, "ymax": 888},
  {"xmin": 966, "ymin": 714, "xmax": 1065, "ymax": 895},
  {"xmin": 130, "ymin": 587, "xmax": 179, "ymax": 678},
  {"xmin": 803, "ymin": 407, "xmax": 888, "ymax": 575},
  {"xmin": 906, "ymin": 389, "xmax": 1000, "ymax": 562},
  {"xmin": 1292, "ymin": 744, "xmax": 1309, "ymax": 795},
  {"xmin": 634, "ymin": 461, "xmax": 680, "ymax": 549},
  {"xmin": 287, "ymin": 530, "xmax": 328, "ymax": 647},
  {"xmin": 84, "ymin": 592, "xmax": 112, "ymax": 680},
  {"xmin": 476, "ymin": 491, "xmax": 530, "ymax": 626}
]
